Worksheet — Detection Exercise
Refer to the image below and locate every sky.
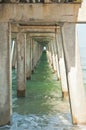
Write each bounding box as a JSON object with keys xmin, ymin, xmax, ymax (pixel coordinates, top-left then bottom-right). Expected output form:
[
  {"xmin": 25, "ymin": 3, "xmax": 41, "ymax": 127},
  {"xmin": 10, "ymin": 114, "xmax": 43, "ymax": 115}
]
[
  {"xmin": 77, "ymin": 0, "xmax": 86, "ymax": 47},
  {"xmin": 77, "ymin": 24, "xmax": 86, "ymax": 47}
]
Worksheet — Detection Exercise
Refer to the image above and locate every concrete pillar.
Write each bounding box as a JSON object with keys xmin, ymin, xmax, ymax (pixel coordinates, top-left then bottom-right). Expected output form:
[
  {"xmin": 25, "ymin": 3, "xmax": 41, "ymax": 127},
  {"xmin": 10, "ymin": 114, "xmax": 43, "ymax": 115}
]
[
  {"xmin": 47, "ymin": 42, "xmax": 53, "ymax": 66},
  {"xmin": 39, "ymin": 44, "xmax": 42, "ymax": 59},
  {"xmin": 11, "ymin": 39, "xmax": 15, "ymax": 66},
  {"xmin": 50, "ymin": 40, "xmax": 56, "ymax": 72},
  {"xmin": 47, "ymin": 45, "xmax": 49, "ymax": 62},
  {"xmin": 48, "ymin": 42, "xmax": 54, "ymax": 67},
  {"xmin": 17, "ymin": 32, "xmax": 26, "ymax": 97},
  {"xmin": 0, "ymin": 23, "xmax": 11, "ymax": 126},
  {"xmin": 12, "ymin": 38, "xmax": 17, "ymax": 69},
  {"xmin": 55, "ymin": 28, "xmax": 68, "ymax": 99},
  {"xmin": 36, "ymin": 43, "xmax": 39, "ymax": 62},
  {"xmin": 31, "ymin": 39, "xmax": 35, "ymax": 72},
  {"xmin": 46, "ymin": 44, "xmax": 50, "ymax": 63},
  {"xmin": 38, "ymin": 44, "xmax": 41, "ymax": 60},
  {"xmin": 30, "ymin": 38, "xmax": 33, "ymax": 73},
  {"xmin": 36, "ymin": 43, "xmax": 40, "ymax": 63},
  {"xmin": 36, "ymin": 43, "xmax": 41, "ymax": 65},
  {"xmin": 32, "ymin": 41, "xmax": 38, "ymax": 69},
  {"xmin": 62, "ymin": 23, "xmax": 86, "ymax": 124},
  {"xmin": 53, "ymin": 39, "xmax": 60, "ymax": 80},
  {"xmin": 26, "ymin": 33, "xmax": 31, "ymax": 80},
  {"xmin": 31, "ymin": 41, "xmax": 42, "ymax": 71}
]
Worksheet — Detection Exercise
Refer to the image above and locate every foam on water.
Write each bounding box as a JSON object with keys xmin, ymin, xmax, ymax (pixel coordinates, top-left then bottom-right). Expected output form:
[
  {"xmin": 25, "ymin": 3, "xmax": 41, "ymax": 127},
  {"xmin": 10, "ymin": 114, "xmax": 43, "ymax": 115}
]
[{"xmin": 0, "ymin": 112, "xmax": 83, "ymax": 130}]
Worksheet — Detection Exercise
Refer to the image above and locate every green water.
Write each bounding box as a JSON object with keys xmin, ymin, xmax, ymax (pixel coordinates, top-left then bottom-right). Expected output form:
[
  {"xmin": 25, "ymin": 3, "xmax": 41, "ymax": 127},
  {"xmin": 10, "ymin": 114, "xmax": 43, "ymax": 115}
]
[
  {"xmin": 12, "ymin": 52, "xmax": 69, "ymax": 115},
  {"xmin": 0, "ymin": 51, "xmax": 83, "ymax": 130}
]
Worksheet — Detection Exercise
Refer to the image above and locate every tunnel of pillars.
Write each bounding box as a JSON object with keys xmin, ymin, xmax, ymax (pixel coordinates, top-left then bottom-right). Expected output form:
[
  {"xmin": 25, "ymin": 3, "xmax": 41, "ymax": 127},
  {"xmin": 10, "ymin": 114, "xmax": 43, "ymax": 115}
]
[{"xmin": 11, "ymin": 37, "xmax": 50, "ymax": 95}]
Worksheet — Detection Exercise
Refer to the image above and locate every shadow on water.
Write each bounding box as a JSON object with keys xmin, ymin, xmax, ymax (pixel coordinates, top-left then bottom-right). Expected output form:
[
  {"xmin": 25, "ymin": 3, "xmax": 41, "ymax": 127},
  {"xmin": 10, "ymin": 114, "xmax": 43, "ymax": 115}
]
[{"xmin": 0, "ymin": 51, "xmax": 83, "ymax": 130}]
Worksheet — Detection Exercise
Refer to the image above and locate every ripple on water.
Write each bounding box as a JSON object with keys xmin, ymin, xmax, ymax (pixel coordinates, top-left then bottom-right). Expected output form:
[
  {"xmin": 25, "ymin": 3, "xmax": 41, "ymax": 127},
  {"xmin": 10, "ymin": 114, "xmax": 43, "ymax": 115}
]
[
  {"xmin": 0, "ymin": 112, "xmax": 84, "ymax": 130},
  {"xmin": 1, "ymin": 52, "xmax": 85, "ymax": 130}
]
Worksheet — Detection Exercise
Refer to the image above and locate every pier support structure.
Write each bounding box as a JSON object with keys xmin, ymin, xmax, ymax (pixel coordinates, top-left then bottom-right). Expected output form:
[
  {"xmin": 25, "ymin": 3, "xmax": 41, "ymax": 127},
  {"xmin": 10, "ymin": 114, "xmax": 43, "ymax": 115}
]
[
  {"xmin": 12, "ymin": 38, "xmax": 17, "ymax": 69},
  {"xmin": 47, "ymin": 42, "xmax": 53, "ymax": 66},
  {"xmin": 50, "ymin": 40, "xmax": 57, "ymax": 72},
  {"xmin": 0, "ymin": 2, "xmax": 85, "ymax": 126},
  {"xmin": 26, "ymin": 33, "xmax": 32, "ymax": 80},
  {"xmin": 62, "ymin": 23, "xmax": 86, "ymax": 124},
  {"xmin": 0, "ymin": 23, "xmax": 11, "ymax": 126},
  {"xmin": 17, "ymin": 32, "xmax": 26, "ymax": 97},
  {"xmin": 53, "ymin": 38, "xmax": 60, "ymax": 80},
  {"xmin": 55, "ymin": 27, "xmax": 68, "ymax": 99}
]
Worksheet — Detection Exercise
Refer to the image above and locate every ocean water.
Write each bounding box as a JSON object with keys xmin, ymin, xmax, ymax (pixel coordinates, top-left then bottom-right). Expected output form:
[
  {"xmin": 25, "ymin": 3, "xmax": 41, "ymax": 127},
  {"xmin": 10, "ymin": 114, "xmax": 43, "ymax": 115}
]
[
  {"xmin": 0, "ymin": 51, "xmax": 86, "ymax": 130},
  {"xmin": 79, "ymin": 47, "xmax": 86, "ymax": 85}
]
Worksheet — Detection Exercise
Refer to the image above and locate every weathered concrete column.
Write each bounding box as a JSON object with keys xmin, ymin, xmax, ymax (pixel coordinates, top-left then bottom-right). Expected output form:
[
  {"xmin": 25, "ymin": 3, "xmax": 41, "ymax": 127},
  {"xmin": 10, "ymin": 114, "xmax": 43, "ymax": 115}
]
[
  {"xmin": 32, "ymin": 39, "xmax": 34, "ymax": 71},
  {"xmin": 53, "ymin": 39, "xmax": 60, "ymax": 80},
  {"xmin": 0, "ymin": 23, "xmax": 11, "ymax": 126},
  {"xmin": 39, "ymin": 44, "xmax": 42, "ymax": 59},
  {"xmin": 31, "ymin": 41, "xmax": 42, "ymax": 70},
  {"xmin": 37, "ymin": 43, "xmax": 42, "ymax": 61},
  {"xmin": 50, "ymin": 40, "xmax": 57, "ymax": 72},
  {"xmin": 37, "ymin": 43, "xmax": 41, "ymax": 65},
  {"xmin": 32, "ymin": 41, "xmax": 38, "ymax": 69},
  {"xmin": 35, "ymin": 42, "xmax": 41, "ymax": 68},
  {"xmin": 46, "ymin": 44, "xmax": 50, "ymax": 63},
  {"xmin": 30, "ymin": 38, "xmax": 33, "ymax": 73},
  {"xmin": 47, "ymin": 42, "xmax": 53, "ymax": 67},
  {"xmin": 11, "ymin": 39, "xmax": 15, "ymax": 66},
  {"xmin": 31, "ymin": 39, "xmax": 35, "ymax": 72},
  {"xmin": 12, "ymin": 38, "xmax": 17, "ymax": 69},
  {"xmin": 48, "ymin": 42, "xmax": 52, "ymax": 66},
  {"xmin": 62, "ymin": 23, "xmax": 86, "ymax": 124},
  {"xmin": 17, "ymin": 32, "xmax": 26, "ymax": 97},
  {"xmin": 55, "ymin": 28, "xmax": 68, "ymax": 99},
  {"xmin": 26, "ymin": 33, "xmax": 32, "ymax": 80},
  {"xmin": 30, "ymin": 39, "xmax": 35, "ymax": 72},
  {"xmin": 36, "ymin": 43, "xmax": 40, "ymax": 63}
]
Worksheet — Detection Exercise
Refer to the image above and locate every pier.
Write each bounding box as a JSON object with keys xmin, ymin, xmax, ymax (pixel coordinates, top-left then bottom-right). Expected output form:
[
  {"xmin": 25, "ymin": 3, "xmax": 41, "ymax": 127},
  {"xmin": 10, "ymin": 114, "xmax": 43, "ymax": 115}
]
[{"xmin": 0, "ymin": 0, "xmax": 86, "ymax": 126}]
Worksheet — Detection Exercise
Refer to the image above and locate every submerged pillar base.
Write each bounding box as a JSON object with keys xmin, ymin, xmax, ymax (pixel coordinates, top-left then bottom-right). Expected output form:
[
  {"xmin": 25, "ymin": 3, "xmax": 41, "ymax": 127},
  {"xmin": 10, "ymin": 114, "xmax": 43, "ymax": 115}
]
[
  {"xmin": 62, "ymin": 91, "xmax": 68, "ymax": 100},
  {"xmin": 17, "ymin": 89, "xmax": 25, "ymax": 97},
  {"xmin": 26, "ymin": 76, "xmax": 31, "ymax": 80},
  {"xmin": 72, "ymin": 115, "xmax": 86, "ymax": 125},
  {"xmin": 12, "ymin": 66, "xmax": 15, "ymax": 69},
  {"xmin": 32, "ymin": 70, "xmax": 34, "ymax": 74},
  {"xmin": 57, "ymin": 77, "xmax": 60, "ymax": 81},
  {"xmin": 0, "ymin": 120, "xmax": 10, "ymax": 127}
]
